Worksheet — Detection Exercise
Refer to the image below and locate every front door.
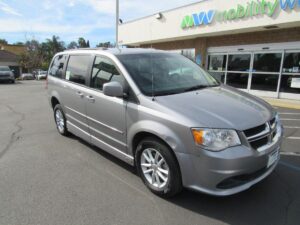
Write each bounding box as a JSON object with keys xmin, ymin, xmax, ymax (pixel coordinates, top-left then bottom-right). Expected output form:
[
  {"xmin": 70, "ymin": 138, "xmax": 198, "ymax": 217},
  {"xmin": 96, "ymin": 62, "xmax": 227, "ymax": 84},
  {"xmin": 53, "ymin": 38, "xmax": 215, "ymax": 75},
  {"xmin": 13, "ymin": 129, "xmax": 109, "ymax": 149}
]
[{"xmin": 85, "ymin": 55, "xmax": 128, "ymax": 160}]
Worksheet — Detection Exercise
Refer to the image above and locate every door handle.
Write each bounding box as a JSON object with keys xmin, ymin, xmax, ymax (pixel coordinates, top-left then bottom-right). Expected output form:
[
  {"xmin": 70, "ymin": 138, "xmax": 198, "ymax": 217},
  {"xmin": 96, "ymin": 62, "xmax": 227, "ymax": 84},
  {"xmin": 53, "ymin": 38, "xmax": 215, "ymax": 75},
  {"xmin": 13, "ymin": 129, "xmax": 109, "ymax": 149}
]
[
  {"xmin": 76, "ymin": 91, "xmax": 84, "ymax": 98},
  {"xmin": 86, "ymin": 95, "xmax": 95, "ymax": 103}
]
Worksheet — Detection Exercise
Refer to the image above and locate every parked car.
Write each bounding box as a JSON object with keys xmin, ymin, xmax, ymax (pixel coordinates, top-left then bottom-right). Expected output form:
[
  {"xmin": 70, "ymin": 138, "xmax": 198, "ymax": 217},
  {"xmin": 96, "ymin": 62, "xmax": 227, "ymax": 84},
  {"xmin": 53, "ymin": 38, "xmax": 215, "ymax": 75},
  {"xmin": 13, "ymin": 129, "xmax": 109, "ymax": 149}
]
[
  {"xmin": 47, "ymin": 49, "xmax": 283, "ymax": 197},
  {"xmin": 0, "ymin": 66, "xmax": 15, "ymax": 83},
  {"xmin": 36, "ymin": 71, "xmax": 47, "ymax": 80},
  {"xmin": 21, "ymin": 73, "xmax": 34, "ymax": 80}
]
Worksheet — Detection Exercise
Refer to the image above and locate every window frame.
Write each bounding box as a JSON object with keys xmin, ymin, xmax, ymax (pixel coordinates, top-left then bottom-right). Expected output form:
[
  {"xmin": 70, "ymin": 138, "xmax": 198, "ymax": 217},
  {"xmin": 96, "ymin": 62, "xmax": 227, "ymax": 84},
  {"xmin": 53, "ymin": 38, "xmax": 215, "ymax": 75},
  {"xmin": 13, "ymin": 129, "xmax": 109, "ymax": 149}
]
[
  {"xmin": 89, "ymin": 54, "xmax": 139, "ymax": 104},
  {"xmin": 89, "ymin": 54, "xmax": 125, "ymax": 92},
  {"xmin": 64, "ymin": 54, "xmax": 94, "ymax": 87}
]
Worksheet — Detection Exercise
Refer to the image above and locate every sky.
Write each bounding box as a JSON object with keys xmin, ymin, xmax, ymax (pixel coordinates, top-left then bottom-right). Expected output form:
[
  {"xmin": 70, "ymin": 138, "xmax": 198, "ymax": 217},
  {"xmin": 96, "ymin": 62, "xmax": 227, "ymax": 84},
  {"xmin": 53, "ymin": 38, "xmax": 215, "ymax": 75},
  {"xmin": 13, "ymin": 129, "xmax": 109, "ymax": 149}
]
[{"xmin": 0, "ymin": 0, "xmax": 198, "ymax": 47}]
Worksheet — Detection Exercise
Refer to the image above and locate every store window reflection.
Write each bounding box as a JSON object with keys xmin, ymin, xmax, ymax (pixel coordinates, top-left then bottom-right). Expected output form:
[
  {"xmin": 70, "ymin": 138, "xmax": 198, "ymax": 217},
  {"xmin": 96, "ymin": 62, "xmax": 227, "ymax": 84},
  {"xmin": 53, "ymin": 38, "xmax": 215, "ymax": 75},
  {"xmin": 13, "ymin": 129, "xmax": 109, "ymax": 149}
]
[
  {"xmin": 226, "ymin": 73, "xmax": 249, "ymax": 89},
  {"xmin": 251, "ymin": 74, "xmax": 279, "ymax": 91},
  {"xmin": 209, "ymin": 72, "xmax": 225, "ymax": 83},
  {"xmin": 228, "ymin": 54, "xmax": 251, "ymax": 71},
  {"xmin": 253, "ymin": 53, "xmax": 282, "ymax": 72},
  {"xmin": 208, "ymin": 55, "xmax": 227, "ymax": 71},
  {"xmin": 283, "ymin": 52, "xmax": 300, "ymax": 73}
]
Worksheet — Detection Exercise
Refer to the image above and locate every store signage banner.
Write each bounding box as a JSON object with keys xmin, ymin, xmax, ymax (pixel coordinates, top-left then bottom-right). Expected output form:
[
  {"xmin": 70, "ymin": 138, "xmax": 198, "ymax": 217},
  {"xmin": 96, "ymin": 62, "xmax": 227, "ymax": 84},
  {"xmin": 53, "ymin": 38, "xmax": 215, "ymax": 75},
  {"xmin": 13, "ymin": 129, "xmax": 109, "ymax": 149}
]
[{"xmin": 181, "ymin": 0, "xmax": 300, "ymax": 29}]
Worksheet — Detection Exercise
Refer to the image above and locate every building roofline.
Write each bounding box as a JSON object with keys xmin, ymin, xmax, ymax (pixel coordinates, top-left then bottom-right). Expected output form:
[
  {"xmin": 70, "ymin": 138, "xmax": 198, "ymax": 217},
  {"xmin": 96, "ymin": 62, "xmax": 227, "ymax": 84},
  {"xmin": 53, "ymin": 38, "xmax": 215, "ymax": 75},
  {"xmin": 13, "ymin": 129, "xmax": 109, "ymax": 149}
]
[{"xmin": 119, "ymin": 0, "xmax": 207, "ymax": 26}]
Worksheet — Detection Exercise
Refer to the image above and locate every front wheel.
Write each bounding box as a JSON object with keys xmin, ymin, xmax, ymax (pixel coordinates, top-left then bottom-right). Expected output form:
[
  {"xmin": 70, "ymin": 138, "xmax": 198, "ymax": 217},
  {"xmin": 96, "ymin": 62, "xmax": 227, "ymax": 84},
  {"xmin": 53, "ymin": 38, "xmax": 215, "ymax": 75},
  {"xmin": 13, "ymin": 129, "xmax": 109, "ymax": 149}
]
[
  {"xmin": 136, "ymin": 137, "xmax": 182, "ymax": 198},
  {"xmin": 53, "ymin": 104, "xmax": 69, "ymax": 136}
]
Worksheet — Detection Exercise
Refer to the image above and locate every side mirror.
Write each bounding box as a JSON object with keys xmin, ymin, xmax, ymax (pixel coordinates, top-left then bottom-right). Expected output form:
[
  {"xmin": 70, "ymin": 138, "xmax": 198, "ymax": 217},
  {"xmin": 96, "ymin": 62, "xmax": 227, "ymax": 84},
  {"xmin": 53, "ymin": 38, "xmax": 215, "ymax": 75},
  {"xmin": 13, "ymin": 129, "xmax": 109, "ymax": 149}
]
[{"xmin": 103, "ymin": 81, "xmax": 124, "ymax": 97}]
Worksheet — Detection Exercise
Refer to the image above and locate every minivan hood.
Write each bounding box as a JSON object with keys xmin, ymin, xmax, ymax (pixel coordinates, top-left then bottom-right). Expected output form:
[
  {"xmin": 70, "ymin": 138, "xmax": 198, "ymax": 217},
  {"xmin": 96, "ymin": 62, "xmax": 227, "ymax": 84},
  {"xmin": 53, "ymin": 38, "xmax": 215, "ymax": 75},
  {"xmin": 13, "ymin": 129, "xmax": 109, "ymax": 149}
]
[{"xmin": 155, "ymin": 85, "xmax": 274, "ymax": 131}]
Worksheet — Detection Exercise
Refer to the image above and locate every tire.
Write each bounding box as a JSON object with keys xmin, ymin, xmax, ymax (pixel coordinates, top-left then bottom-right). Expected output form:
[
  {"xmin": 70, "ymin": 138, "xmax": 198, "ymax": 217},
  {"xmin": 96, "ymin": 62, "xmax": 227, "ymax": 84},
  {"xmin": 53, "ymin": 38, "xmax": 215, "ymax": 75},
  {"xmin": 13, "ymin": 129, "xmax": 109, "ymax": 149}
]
[
  {"xmin": 53, "ymin": 104, "xmax": 69, "ymax": 136},
  {"xmin": 11, "ymin": 80, "xmax": 15, "ymax": 84},
  {"xmin": 136, "ymin": 137, "xmax": 182, "ymax": 198}
]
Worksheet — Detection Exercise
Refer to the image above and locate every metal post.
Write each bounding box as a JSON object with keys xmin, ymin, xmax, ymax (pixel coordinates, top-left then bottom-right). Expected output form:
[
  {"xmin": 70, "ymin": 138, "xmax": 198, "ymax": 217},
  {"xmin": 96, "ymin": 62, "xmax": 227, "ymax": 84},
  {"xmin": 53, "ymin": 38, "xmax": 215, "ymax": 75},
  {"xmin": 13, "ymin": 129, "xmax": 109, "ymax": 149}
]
[{"xmin": 116, "ymin": 0, "xmax": 119, "ymax": 48}]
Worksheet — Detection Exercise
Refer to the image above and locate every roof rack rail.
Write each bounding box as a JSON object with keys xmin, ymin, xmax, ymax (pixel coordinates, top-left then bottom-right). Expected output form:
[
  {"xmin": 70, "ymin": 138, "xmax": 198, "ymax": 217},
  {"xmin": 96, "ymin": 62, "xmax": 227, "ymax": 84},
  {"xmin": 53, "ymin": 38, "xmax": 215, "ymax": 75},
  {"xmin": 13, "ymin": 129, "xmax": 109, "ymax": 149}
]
[{"xmin": 64, "ymin": 47, "xmax": 108, "ymax": 51}]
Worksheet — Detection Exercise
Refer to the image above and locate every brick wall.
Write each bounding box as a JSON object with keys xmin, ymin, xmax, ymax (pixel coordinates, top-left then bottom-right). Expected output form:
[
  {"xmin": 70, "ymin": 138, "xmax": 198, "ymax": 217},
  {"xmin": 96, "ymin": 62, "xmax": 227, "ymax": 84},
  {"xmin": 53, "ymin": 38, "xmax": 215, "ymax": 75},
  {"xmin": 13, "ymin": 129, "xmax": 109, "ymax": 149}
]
[{"xmin": 141, "ymin": 27, "xmax": 300, "ymax": 67}]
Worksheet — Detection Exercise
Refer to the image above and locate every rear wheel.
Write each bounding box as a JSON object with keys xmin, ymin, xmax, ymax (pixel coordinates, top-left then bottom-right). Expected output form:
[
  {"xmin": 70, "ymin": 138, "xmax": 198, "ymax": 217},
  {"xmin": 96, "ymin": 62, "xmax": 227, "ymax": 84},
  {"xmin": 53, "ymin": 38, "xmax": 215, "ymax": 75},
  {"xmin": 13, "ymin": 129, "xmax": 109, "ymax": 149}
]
[
  {"xmin": 53, "ymin": 104, "xmax": 69, "ymax": 136},
  {"xmin": 136, "ymin": 137, "xmax": 182, "ymax": 198}
]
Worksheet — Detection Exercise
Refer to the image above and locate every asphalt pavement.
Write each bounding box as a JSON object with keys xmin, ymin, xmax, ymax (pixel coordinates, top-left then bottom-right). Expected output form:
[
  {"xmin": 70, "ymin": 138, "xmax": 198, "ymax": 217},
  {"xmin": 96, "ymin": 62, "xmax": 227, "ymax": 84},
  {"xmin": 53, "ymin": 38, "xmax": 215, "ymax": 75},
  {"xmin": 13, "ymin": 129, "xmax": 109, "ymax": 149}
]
[{"xmin": 0, "ymin": 80, "xmax": 299, "ymax": 225}]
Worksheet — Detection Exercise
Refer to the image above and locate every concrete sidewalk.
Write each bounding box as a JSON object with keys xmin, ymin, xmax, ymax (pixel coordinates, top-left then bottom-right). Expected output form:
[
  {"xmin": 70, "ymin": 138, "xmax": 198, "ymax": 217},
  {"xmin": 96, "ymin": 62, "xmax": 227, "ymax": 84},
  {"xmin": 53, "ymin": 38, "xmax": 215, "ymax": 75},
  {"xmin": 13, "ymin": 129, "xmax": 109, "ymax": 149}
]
[{"xmin": 262, "ymin": 97, "xmax": 300, "ymax": 110}]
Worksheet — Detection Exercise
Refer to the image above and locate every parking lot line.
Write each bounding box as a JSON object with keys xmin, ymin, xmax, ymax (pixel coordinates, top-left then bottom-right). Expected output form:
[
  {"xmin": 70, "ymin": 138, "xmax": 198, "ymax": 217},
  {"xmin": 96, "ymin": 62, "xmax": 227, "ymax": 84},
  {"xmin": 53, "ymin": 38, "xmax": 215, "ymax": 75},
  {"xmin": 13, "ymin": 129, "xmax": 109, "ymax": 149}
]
[
  {"xmin": 284, "ymin": 126, "xmax": 300, "ymax": 129},
  {"xmin": 286, "ymin": 137, "xmax": 300, "ymax": 140},
  {"xmin": 279, "ymin": 113, "xmax": 300, "ymax": 115},
  {"xmin": 280, "ymin": 152, "xmax": 300, "ymax": 156},
  {"xmin": 279, "ymin": 161, "xmax": 300, "ymax": 172},
  {"xmin": 280, "ymin": 118, "xmax": 300, "ymax": 121}
]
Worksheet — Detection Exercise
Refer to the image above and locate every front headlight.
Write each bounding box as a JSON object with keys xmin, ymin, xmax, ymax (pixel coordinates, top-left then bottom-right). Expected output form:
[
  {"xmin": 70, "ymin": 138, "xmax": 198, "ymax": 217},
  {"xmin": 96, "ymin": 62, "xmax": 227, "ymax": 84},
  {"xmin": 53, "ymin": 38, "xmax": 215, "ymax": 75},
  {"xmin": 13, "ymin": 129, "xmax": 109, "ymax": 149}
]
[{"xmin": 191, "ymin": 128, "xmax": 241, "ymax": 151}]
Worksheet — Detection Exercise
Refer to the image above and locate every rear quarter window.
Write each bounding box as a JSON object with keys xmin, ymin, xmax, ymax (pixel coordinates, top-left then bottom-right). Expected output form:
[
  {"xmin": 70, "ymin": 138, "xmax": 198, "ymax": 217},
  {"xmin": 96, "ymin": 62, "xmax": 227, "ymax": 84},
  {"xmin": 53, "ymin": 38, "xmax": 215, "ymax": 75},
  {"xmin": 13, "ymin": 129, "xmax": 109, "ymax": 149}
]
[{"xmin": 49, "ymin": 55, "xmax": 67, "ymax": 78}]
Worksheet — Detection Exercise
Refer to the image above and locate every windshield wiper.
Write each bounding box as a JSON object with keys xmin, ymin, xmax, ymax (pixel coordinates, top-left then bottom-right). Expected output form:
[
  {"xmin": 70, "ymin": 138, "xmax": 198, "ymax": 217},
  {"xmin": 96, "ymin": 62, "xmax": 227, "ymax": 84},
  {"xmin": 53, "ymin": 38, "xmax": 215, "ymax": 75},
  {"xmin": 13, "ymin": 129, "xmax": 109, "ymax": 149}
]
[
  {"xmin": 155, "ymin": 91, "xmax": 181, "ymax": 96},
  {"xmin": 183, "ymin": 84, "xmax": 220, "ymax": 93},
  {"xmin": 183, "ymin": 85, "xmax": 209, "ymax": 93}
]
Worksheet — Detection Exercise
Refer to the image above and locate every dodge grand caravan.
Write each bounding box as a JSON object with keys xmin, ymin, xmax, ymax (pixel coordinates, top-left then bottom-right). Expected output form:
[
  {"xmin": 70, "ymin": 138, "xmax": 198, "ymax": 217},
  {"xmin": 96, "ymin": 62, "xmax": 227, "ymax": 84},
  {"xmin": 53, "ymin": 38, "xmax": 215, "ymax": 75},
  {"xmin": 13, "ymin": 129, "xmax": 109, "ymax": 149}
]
[{"xmin": 47, "ymin": 48, "xmax": 283, "ymax": 197}]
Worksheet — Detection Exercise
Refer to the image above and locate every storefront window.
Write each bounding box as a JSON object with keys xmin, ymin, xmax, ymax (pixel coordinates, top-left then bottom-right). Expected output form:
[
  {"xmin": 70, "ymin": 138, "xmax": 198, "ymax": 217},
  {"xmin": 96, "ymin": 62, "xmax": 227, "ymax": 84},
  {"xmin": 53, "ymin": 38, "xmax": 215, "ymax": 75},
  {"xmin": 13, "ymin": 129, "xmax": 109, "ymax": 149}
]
[
  {"xmin": 251, "ymin": 74, "xmax": 279, "ymax": 92},
  {"xmin": 228, "ymin": 54, "xmax": 251, "ymax": 71},
  {"xmin": 208, "ymin": 55, "xmax": 227, "ymax": 71},
  {"xmin": 283, "ymin": 52, "xmax": 300, "ymax": 73},
  {"xmin": 226, "ymin": 73, "xmax": 249, "ymax": 89},
  {"xmin": 209, "ymin": 72, "xmax": 225, "ymax": 83},
  {"xmin": 169, "ymin": 49, "xmax": 195, "ymax": 61},
  {"xmin": 280, "ymin": 75, "xmax": 300, "ymax": 93},
  {"xmin": 253, "ymin": 53, "xmax": 282, "ymax": 72}
]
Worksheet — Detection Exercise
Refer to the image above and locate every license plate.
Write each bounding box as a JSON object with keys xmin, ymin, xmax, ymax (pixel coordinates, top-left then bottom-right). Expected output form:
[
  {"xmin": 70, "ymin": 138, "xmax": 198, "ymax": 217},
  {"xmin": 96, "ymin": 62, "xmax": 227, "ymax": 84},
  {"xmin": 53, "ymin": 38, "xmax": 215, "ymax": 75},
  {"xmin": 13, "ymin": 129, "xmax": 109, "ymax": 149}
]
[{"xmin": 267, "ymin": 150, "xmax": 279, "ymax": 168}]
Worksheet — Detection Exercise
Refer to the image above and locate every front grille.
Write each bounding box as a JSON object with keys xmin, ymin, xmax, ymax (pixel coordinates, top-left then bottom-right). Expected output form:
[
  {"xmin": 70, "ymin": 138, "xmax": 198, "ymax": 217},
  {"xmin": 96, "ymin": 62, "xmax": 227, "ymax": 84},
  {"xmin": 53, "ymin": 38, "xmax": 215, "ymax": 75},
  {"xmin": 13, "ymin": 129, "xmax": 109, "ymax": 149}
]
[
  {"xmin": 244, "ymin": 124, "xmax": 266, "ymax": 137},
  {"xmin": 250, "ymin": 136, "xmax": 269, "ymax": 149},
  {"xmin": 243, "ymin": 117, "xmax": 277, "ymax": 151},
  {"xmin": 0, "ymin": 75, "xmax": 10, "ymax": 78}
]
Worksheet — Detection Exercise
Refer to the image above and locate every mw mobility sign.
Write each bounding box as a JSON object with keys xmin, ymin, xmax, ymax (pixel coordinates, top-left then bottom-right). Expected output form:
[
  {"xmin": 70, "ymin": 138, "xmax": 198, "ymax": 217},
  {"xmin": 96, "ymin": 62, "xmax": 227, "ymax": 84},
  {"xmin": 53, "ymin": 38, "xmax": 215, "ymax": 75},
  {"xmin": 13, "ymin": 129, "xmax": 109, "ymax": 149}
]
[{"xmin": 181, "ymin": 0, "xmax": 300, "ymax": 29}]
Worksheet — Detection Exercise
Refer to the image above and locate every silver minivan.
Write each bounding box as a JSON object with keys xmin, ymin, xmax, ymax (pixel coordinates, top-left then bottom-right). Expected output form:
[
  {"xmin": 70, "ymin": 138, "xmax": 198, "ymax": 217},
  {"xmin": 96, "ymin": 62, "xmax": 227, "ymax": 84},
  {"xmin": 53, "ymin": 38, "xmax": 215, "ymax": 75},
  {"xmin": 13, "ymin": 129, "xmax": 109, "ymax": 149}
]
[{"xmin": 47, "ymin": 48, "xmax": 283, "ymax": 197}]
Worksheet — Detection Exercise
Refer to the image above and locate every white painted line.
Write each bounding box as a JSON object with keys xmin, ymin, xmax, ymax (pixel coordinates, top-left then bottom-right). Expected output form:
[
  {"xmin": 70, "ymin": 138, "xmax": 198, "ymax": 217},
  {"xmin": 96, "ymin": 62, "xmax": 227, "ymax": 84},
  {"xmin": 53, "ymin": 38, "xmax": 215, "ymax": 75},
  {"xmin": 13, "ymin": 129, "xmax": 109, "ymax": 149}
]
[
  {"xmin": 281, "ymin": 118, "xmax": 300, "ymax": 121},
  {"xmin": 280, "ymin": 152, "xmax": 300, "ymax": 157},
  {"xmin": 279, "ymin": 112, "xmax": 300, "ymax": 115},
  {"xmin": 284, "ymin": 126, "xmax": 300, "ymax": 129},
  {"xmin": 286, "ymin": 137, "xmax": 300, "ymax": 140}
]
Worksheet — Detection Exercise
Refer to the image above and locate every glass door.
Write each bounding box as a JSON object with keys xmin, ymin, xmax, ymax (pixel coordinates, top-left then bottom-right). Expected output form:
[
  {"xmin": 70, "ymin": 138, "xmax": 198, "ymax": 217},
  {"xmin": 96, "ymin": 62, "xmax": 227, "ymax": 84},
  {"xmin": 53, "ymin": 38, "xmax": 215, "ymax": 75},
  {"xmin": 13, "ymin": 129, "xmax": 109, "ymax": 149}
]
[
  {"xmin": 279, "ymin": 51, "xmax": 300, "ymax": 99},
  {"xmin": 226, "ymin": 53, "xmax": 251, "ymax": 90},
  {"xmin": 207, "ymin": 54, "xmax": 227, "ymax": 83}
]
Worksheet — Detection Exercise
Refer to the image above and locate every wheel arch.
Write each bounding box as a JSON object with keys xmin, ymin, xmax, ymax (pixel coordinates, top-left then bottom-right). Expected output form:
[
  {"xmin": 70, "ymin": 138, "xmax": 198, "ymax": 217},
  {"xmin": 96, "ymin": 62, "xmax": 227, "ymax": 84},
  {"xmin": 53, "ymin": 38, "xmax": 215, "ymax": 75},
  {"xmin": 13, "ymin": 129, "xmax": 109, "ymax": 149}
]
[
  {"xmin": 50, "ymin": 90, "xmax": 62, "ymax": 109},
  {"xmin": 128, "ymin": 121, "xmax": 185, "ymax": 168}
]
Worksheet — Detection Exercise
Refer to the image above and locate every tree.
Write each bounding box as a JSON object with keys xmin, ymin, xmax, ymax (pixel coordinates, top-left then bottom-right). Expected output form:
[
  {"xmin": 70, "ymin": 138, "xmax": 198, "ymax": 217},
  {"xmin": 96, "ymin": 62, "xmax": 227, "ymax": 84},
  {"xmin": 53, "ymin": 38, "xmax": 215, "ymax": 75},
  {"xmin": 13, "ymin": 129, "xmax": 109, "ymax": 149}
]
[
  {"xmin": 0, "ymin": 39, "xmax": 8, "ymax": 45},
  {"xmin": 14, "ymin": 41, "xmax": 24, "ymax": 45},
  {"xmin": 45, "ymin": 35, "xmax": 65, "ymax": 56},
  {"xmin": 19, "ymin": 36, "xmax": 65, "ymax": 71},
  {"xmin": 96, "ymin": 42, "xmax": 113, "ymax": 48},
  {"xmin": 67, "ymin": 41, "xmax": 78, "ymax": 49},
  {"xmin": 78, "ymin": 37, "xmax": 87, "ymax": 48},
  {"xmin": 19, "ymin": 40, "xmax": 43, "ymax": 71},
  {"xmin": 86, "ymin": 40, "xmax": 90, "ymax": 48}
]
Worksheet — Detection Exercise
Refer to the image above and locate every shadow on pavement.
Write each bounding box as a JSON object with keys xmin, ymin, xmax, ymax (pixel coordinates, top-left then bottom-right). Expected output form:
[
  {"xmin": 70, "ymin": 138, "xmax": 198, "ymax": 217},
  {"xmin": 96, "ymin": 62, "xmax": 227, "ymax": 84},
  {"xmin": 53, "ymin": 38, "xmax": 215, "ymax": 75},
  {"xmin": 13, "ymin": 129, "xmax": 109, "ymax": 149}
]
[{"xmin": 69, "ymin": 134, "xmax": 300, "ymax": 225}]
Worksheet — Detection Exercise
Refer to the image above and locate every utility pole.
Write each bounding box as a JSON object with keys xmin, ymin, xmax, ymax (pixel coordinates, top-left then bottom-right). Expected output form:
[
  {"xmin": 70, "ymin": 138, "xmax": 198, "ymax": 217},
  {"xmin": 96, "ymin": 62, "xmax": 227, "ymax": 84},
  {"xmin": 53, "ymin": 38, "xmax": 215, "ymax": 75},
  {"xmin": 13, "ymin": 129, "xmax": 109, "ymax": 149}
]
[{"xmin": 116, "ymin": 0, "xmax": 119, "ymax": 48}]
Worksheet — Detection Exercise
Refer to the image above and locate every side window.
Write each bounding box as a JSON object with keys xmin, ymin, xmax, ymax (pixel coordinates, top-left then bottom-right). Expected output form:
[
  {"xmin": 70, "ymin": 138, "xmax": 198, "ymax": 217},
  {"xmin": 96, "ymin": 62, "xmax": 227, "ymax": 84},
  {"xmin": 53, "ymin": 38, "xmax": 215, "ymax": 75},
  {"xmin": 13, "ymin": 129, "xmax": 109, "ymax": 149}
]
[
  {"xmin": 66, "ymin": 55, "xmax": 90, "ymax": 85},
  {"xmin": 49, "ymin": 55, "xmax": 66, "ymax": 78},
  {"xmin": 91, "ymin": 56, "xmax": 124, "ymax": 90}
]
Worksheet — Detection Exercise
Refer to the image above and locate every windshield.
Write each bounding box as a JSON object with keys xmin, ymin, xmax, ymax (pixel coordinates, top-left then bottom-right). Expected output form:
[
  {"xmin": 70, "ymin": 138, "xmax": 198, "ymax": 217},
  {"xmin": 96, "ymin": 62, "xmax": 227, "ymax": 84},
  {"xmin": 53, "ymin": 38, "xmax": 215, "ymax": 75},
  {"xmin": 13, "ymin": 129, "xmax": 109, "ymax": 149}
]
[{"xmin": 117, "ymin": 53, "xmax": 219, "ymax": 96}]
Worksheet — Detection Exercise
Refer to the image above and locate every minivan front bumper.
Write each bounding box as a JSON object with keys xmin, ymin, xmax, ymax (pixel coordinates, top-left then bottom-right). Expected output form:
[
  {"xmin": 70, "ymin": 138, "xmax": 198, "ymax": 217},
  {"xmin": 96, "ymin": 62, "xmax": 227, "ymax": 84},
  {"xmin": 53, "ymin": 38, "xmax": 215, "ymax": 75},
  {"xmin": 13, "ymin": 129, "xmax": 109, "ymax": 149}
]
[{"xmin": 176, "ymin": 136, "xmax": 282, "ymax": 196}]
